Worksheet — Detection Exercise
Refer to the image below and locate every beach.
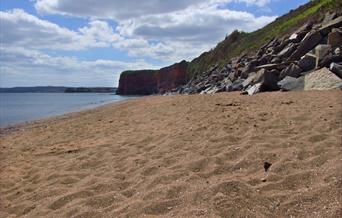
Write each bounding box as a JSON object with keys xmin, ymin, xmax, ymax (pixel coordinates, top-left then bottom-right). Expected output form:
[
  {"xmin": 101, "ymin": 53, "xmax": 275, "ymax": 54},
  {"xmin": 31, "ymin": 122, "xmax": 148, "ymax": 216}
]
[{"xmin": 0, "ymin": 90, "xmax": 341, "ymax": 217}]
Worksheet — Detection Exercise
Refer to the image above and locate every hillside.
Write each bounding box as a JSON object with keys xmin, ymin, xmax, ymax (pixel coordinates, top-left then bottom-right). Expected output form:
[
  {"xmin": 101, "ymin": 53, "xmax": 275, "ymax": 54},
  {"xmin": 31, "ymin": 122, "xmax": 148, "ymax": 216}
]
[
  {"xmin": 117, "ymin": 0, "xmax": 342, "ymax": 95},
  {"xmin": 188, "ymin": 0, "xmax": 342, "ymax": 77}
]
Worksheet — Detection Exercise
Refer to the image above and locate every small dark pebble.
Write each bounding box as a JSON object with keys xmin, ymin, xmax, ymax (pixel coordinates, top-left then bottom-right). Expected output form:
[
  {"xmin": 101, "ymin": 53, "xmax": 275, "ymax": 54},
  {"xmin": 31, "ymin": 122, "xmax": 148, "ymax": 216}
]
[{"xmin": 264, "ymin": 162, "xmax": 272, "ymax": 172}]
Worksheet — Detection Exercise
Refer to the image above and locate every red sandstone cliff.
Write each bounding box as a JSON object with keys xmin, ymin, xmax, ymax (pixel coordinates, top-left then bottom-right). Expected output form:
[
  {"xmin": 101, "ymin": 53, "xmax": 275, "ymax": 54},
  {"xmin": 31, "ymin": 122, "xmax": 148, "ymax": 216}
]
[
  {"xmin": 117, "ymin": 61, "xmax": 188, "ymax": 95},
  {"xmin": 117, "ymin": 70, "xmax": 158, "ymax": 95},
  {"xmin": 157, "ymin": 60, "xmax": 188, "ymax": 93}
]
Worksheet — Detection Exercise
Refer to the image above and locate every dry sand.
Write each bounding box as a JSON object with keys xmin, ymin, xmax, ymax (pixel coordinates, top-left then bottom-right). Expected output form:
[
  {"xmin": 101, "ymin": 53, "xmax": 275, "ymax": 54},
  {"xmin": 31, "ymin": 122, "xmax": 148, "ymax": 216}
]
[{"xmin": 0, "ymin": 90, "xmax": 342, "ymax": 217}]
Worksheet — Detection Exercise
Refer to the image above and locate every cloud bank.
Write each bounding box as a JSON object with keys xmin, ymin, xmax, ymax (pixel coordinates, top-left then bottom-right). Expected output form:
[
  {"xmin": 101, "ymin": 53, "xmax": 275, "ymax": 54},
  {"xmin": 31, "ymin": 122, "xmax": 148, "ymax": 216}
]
[{"xmin": 1, "ymin": 0, "xmax": 277, "ymax": 86}]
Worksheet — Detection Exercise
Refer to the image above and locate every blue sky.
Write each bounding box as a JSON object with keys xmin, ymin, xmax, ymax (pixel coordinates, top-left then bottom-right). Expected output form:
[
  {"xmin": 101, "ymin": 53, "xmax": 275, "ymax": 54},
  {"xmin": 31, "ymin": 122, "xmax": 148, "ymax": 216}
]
[{"xmin": 0, "ymin": 0, "xmax": 309, "ymax": 87}]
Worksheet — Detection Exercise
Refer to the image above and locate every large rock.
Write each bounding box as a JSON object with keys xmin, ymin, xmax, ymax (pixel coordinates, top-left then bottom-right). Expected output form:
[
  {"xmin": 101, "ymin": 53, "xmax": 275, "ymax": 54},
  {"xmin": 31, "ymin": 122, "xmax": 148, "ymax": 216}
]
[
  {"xmin": 322, "ymin": 12, "xmax": 337, "ymax": 26},
  {"xmin": 289, "ymin": 31, "xmax": 322, "ymax": 61},
  {"xmin": 231, "ymin": 79, "xmax": 244, "ymax": 91},
  {"xmin": 319, "ymin": 16, "xmax": 342, "ymax": 36},
  {"xmin": 279, "ymin": 64, "xmax": 302, "ymax": 80},
  {"xmin": 298, "ymin": 53, "xmax": 316, "ymax": 71},
  {"xmin": 289, "ymin": 31, "xmax": 308, "ymax": 43},
  {"xmin": 253, "ymin": 69, "xmax": 279, "ymax": 91},
  {"xmin": 330, "ymin": 62, "xmax": 342, "ymax": 79},
  {"xmin": 327, "ymin": 29, "xmax": 342, "ymax": 47},
  {"xmin": 255, "ymin": 63, "xmax": 283, "ymax": 71},
  {"xmin": 246, "ymin": 83, "xmax": 262, "ymax": 95},
  {"xmin": 274, "ymin": 39, "xmax": 290, "ymax": 54},
  {"xmin": 242, "ymin": 72, "xmax": 257, "ymax": 89},
  {"xmin": 304, "ymin": 67, "xmax": 342, "ymax": 90},
  {"xmin": 240, "ymin": 61, "xmax": 257, "ymax": 79},
  {"xmin": 277, "ymin": 43, "xmax": 298, "ymax": 58},
  {"xmin": 315, "ymin": 44, "xmax": 332, "ymax": 67},
  {"xmin": 277, "ymin": 76, "xmax": 304, "ymax": 91},
  {"xmin": 318, "ymin": 53, "xmax": 342, "ymax": 68}
]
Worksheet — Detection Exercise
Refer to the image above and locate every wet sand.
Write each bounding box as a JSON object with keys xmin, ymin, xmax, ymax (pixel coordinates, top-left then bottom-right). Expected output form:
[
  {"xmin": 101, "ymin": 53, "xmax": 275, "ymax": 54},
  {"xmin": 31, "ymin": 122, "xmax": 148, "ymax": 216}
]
[{"xmin": 1, "ymin": 90, "xmax": 341, "ymax": 217}]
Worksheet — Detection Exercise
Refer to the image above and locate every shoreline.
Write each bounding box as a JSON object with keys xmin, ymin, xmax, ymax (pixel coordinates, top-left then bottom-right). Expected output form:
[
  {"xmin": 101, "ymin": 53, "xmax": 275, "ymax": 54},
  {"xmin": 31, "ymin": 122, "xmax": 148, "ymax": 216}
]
[
  {"xmin": 0, "ymin": 94, "xmax": 139, "ymax": 130},
  {"xmin": 1, "ymin": 90, "xmax": 341, "ymax": 217}
]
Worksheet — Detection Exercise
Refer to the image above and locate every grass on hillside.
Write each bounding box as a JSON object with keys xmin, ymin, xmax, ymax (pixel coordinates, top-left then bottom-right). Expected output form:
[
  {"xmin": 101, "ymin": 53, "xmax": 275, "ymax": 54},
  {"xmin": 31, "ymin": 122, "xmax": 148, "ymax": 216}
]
[{"xmin": 187, "ymin": 0, "xmax": 341, "ymax": 77}]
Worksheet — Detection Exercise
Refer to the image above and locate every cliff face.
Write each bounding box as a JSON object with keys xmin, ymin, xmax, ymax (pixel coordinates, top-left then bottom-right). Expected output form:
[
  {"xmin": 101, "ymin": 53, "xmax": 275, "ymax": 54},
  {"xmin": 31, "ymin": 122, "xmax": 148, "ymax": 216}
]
[
  {"xmin": 157, "ymin": 60, "xmax": 188, "ymax": 93},
  {"xmin": 117, "ymin": 70, "xmax": 158, "ymax": 95},
  {"xmin": 117, "ymin": 61, "xmax": 188, "ymax": 95}
]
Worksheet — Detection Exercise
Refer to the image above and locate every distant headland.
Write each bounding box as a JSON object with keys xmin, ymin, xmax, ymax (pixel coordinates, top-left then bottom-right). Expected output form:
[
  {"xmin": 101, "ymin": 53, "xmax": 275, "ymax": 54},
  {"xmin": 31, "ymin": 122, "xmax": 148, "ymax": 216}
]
[{"xmin": 0, "ymin": 86, "xmax": 117, "ymax": 93}]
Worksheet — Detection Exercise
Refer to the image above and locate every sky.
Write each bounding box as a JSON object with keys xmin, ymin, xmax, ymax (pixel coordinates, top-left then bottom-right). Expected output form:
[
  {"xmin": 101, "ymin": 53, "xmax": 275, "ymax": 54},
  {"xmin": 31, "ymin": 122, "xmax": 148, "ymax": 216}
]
[{"xmin": 0, "ymin": 0, "xmax": 309, "ymax": 87}]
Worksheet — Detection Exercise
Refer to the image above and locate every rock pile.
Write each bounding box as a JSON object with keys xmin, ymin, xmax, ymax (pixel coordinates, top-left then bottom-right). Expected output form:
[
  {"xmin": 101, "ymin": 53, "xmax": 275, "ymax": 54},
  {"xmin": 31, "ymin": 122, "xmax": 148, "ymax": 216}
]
[{"xmin": 176, "ymin": 13, "xmax": 342, "ymax": 95}]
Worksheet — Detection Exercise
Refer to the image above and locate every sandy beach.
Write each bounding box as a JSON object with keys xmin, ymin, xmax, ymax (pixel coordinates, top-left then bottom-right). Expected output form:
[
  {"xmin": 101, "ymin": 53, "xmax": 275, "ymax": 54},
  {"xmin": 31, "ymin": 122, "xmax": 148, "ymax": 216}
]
[{"xmin": 1, "ymin": 90, "xmax": 341, "ymax": 217}]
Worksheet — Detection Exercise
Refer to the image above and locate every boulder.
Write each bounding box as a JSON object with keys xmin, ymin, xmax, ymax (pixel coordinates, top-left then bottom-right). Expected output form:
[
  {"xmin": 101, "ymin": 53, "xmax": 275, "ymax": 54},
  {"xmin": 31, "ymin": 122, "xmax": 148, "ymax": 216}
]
[
  {"xmin": 289, "ymin": 31, "xmax": 307, "ymax": 43},
  {"xmin": 253, "ymin": 69, "xmax": 279, "ymax": 91},
  {"xmin": 258, "ymin": 56, "xmax": 269, "ymax": 65},
  {"xmin": 228, "ymin": 71, "xmax": 237, "ymax": 81},
  {"xmin": 330, "ymin": 62, "xmax": 342, "ymax": 79},
  {"xmin": 277, "ymin": 43, "xmax": 298, "ymax": 58},
  {"xmin": 223, "ymin": 79, "xmax": 234, "ymax": 92},
  {"xmin": 318, "ymin": 54, "xmax": 342, "ymax": 68},
  {"xmin": 240, "ymin": 61, "xmax": 257, "ymax": 79},
  {"xmin": 222, "ymin": 77, "xmax": 233, "ymax": 86},
  {"xmin": 327, "ymin": 29, "xmax": 342, "ymax": 47},
  {"xmin": 274, "ymin": 39, "xmax": 290, "ymax": 53},
  {"xmin": 319, "ymin": 16, "xmax": 342, "ymax": 36},
  {"xmin": 242, "ymin": 72, "xmax": 257, "ymax": 89},
  {"xmin": 201, "ymin": 85, "xmax": 218, "ymax": 94},
  {"xmin": 246, "ymin": 83, "xmax": 262, "ymax": 95},
  {"xmin": 255, "ymin": 63, "xmax": 281, "ymax": 71},
  {"xmin": 304, "ymin": 67, "xmax": 342, "ymax": 90},
  {"xmin": 271, "ymin": 56, "xmax": 281, "ymax": 64},
  {"xmin": 289, "ymin": 31, "xmax": 322, "ymax": 61},
  {"xmin": 231, "ymin": 79, "xmax": 244, "ymax": 91},
  {"xmin": 279, "ymin": 63, "xmax": 302, "ymax": 80},
  {"xmin": 315, "ymin": 44, "xmax": 332, "ymax": 67},
  {"xmin": 322, "ymin": 12, "xmax": 337, "ymax": 25},
  {"xmin": 298, "ymin": 53, "xmax": 316, "ymax": 71},
  {"xmin": 278, "ymin": 76, "xmax": 304, "ymax": 91}
]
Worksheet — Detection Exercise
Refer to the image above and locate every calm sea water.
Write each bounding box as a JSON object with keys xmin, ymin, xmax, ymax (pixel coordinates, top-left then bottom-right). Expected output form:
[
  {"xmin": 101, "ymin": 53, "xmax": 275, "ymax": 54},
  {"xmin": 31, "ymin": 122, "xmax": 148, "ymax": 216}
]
[{"xmin": 0, "ymin": 93, "xmax": 135, "ymax": 127}]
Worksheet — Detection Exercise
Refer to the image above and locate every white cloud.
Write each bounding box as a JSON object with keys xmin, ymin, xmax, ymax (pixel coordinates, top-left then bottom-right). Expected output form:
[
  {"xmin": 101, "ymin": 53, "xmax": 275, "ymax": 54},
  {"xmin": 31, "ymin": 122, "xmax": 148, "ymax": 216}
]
[
  {"xmin": 1, "ymin": 8, "xmax": 276, "ymax": 63},
  {"xmin": 1, "ymin": 0, "xmax": 278, "ymax": 87},
  {"xmin": 34, "ymin": 0, "xmax": 273, "ymax": 19},
  {"xmin": 0, "ymin": 9, "xmax": 121, "ymax": 50},
  {"xmin": 0, "ymin": 47, "xmax": 161, "ymax": 87},
  {"xmin": 114, "ymin": 3, "xmax": 276, "ymax": 61}
]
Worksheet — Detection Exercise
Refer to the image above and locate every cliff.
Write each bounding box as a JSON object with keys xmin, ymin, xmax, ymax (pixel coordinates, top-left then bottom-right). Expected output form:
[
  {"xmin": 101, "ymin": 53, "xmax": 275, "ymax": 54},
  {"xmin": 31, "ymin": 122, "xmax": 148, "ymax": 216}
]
[
  {"xmin": 117, "ymin": 70, "xmax": 158, "ymax": 95},
  {"xmin": 157, "ymin": 60, "xmax": 189, "ymax": 93},
  {"xmin": 117, "ymin": 61, "xmax": 188, "ymax": 95}
]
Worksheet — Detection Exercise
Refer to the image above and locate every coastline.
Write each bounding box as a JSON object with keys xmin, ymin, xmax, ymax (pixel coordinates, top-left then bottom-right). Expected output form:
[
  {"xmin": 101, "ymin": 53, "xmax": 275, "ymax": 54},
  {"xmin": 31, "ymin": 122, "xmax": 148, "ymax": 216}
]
[
  {"xmin": 0, "ymin": 94, "xmax": 138, "ymax": 129},
  {"xmin": 1, "ymin": 90, "xmax": 341, "ymax": 217}
]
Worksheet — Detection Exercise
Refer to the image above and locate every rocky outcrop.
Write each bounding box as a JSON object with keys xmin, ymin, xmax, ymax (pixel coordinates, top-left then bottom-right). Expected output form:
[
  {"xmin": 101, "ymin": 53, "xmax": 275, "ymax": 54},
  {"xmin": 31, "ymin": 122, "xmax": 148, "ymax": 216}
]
[
  {"xmin": 157, "ymin": 61, "xmax": 188, "ymax": 93},
  {"xmin": 117, "ymin": 9, "xmax": 341, "ymax": 96},
  {"xmin": 117, "ymin": 70, "xmax": 158, "ymax": 95},
  {"xmin": 175, "ymin": 13, "xmax": 342, "ymax": 95},
  {"xmin": 117, "ymin": 61, "xmax": 188, "ymax": 95}
]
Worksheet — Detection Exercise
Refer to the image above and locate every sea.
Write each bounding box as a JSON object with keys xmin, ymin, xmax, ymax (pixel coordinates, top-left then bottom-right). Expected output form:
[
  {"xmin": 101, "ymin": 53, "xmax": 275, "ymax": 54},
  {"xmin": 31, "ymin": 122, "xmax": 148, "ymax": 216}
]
[{"xmin": 0, "ymin": 93, "xmax": 135, "ymax": 127}]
